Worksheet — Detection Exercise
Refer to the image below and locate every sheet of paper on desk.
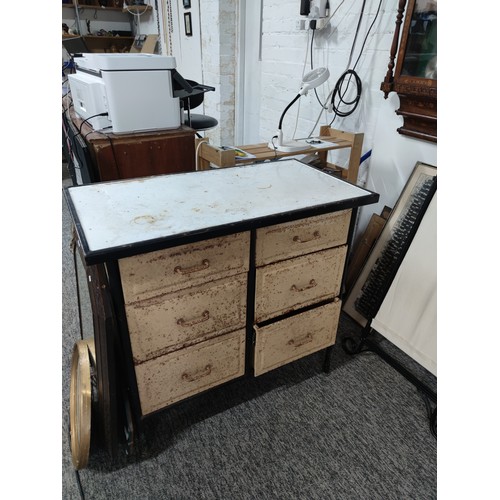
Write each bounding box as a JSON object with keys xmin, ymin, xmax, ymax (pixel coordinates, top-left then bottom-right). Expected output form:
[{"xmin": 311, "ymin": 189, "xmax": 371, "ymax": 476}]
[{"xmin": 306, "ymin": 140, "xmax": 339, "ymax": 149}]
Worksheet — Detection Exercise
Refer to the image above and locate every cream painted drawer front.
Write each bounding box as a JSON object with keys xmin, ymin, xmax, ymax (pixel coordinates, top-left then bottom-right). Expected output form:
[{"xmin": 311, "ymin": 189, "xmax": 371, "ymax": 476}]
[
  {"xmin": 136, "ymin": 329, "xmax": 246, "ymax": 415},
  {"xmin": 125, "ymin": 274, "xmax": 247, "ymax": 363},
  {"xmin": 255, "ymin": 210, "xmax": 351, "ymax": 266},
  {"xmin": 254, "ymin": 246, "xmax": 347, "ymax": 323},
  {"xmin": 119, "ymin": 231, "xmax": 250, "ymax": 303},
  {"xmin": 254, "ymin": 301, "xmax": 341, "ymax": 376}
]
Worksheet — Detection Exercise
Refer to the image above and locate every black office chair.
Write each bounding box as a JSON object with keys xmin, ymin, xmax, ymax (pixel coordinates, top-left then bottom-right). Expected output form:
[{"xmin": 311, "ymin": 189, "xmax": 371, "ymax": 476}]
[{"xmin": 180, "ymin": 80, "xmax": 218, "ymax": 136}]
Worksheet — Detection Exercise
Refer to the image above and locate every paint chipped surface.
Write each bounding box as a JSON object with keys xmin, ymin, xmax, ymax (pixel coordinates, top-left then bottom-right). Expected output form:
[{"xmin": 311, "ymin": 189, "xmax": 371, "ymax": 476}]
[{"xmin": 67, "ymin": 159, "xmax": 370, "ymax": 252}]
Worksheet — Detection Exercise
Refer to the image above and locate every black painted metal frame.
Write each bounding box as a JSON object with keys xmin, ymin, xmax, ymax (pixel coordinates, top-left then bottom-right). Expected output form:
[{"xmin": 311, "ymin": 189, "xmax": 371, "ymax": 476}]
[
  {"xmin": 342, "ymin": 174, "xmax": 437, "ymax": 437},
  {"xmin": 343, "ymin": 321, "xmax": 437, "ymax": 438}
]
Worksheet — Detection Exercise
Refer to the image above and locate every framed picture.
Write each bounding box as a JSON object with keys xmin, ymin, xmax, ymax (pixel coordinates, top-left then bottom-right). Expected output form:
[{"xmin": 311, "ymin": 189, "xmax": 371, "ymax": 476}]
[
  {"xmin": 184, "ymin": 12, "xmax": 192, "ymax": 36},
  {"xmin": 343, "ymin": 161, "xmax": 437, "ymax": 327},
  {"xmin": 183, "ymin": 0, "xmax": 191, "ymax": 8}
]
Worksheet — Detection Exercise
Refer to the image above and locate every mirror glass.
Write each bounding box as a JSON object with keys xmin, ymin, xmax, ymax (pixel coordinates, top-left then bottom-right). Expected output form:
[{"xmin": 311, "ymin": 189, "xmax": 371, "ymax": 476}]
[{"xmin": 401, "ymin": 0, "xmax": 437, "ymax": 79}]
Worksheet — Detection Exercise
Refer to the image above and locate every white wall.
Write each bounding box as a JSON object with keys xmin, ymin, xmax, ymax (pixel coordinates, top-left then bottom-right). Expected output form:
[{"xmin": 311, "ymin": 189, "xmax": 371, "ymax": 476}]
[
  {"xmin": 251, "ymin": 0, "xmax": 437, "ymax": 240},
  {"xmin": 161, "ymin": 0, "xmax": 437, "ymax": 237},
  {"xmin": 168, "ymin": 0, "xmax": 203, "ymax": 81},
  {"xmin": 356, "ymin": 91, "xmax": 437, "ymax": 245},
  {"xmin": 158, "ymin": 0, "xmax": 238, "ymax": 147}
]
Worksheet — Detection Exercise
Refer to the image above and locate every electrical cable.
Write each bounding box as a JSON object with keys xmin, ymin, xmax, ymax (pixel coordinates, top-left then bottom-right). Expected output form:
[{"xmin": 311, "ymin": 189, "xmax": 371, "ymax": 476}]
[
  {"xmin": 351, "ymin": 0, "xmax": 384, "ymax": 71},
  {"xmin": 318, "ymin": 0, "xmax": 346, "ymax": 31},
  {"xmin": 310, "ymin": 28, "xmax": 326, "ymax": 108},
  {"xmin": 269, "ymin": 135, "xmax": 278, "ymax": 160},
  {"xmin": 78, "ymin": 112, "xmax": 109, "ymax": 135},
  {"xmin": 329, "ymin": 69, "xmax": 362, "ymax": 120},
  {"xmin": 291, "ymin": 1, "xmax": 350, "ymax": 141},
  {"xmin": 305, "ymin": 0, "xmax": 351, "ymax": 137},
  {"xmin": 195, "ymin": 138, "xmax": 209, "ymax": 171},
  {"xmin": 327, "ymin": 0, "xmax": 383, "ymax": 127},
  {"xmin": 347, "ymin": 0, "xmax": 367, "ymax": 69},
  {"xmin": 291, "ymin": 28, "xmax": 313, "ymax": 140}
]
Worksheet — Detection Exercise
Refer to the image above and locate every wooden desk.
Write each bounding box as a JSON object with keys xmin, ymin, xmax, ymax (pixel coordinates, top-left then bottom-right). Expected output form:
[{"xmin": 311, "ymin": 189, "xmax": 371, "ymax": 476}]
[
  {"xmin": 197, "ymin": 126, "xmax": 364, "ymax": 184},
  {"xmin": 62, "ymin": 97, "xmax": 196, "ymax": 183},
  {"xmin": 65, "ymin": 159, "xmax": 379, "ymax": 466}
]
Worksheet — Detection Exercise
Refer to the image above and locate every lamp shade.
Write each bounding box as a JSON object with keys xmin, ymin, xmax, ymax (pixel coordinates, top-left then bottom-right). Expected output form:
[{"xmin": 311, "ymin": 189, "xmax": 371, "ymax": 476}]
[{"xmin": 299, "ymin": 67, "xmax": 330, "ymax": 95}]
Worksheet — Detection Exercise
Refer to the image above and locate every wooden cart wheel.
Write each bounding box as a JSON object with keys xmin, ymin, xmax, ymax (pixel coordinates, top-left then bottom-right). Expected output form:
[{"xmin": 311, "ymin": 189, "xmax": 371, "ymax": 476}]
[{"xmin": 70, "ymin": 338, "xmax": 96, "ymax": 470}]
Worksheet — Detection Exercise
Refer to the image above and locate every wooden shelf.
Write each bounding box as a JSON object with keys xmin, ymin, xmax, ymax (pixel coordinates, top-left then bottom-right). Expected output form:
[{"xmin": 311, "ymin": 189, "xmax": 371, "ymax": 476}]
[
  {"xmin": 63, "ymin": 3, "xmax": 152, "ymax": 13},
  {"xmin": 197, "ymin": 126, "xmax": 364, "ymax": 184},
  {"xmin": 63, "ymin": 3, "xmax": 125, "ymax": 11},
  {"xmin": 62, "ymin": 34, "xmax": 134, "ymax": 52}
]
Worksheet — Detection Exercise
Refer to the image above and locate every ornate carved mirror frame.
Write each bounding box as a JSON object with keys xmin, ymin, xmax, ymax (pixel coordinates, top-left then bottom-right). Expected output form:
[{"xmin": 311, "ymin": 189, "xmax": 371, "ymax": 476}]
[{"xmin": 381, "ymin": 0, "xmax": 437, "ymax": 143}]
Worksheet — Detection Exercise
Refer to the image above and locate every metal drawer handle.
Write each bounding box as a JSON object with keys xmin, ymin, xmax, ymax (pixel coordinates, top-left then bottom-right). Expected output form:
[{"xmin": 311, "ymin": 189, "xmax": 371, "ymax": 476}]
[
  {"xmin": 293, "ymin": 231, "xmax": 320, "ymax": 244},
  {"xmin": 182, "ymin": 364, "xmax": 212, "ymax": 382},
  {"xmin": 177, "ymin": 310, "xmax": 210, "ymax": 327},
  {"xmin": 290, "ymin": 279, "xmax": 317, "ymax": 292},
  {"xmin": 174, "ymin": 259, "xmax": 210, "ymax": 275},
  {"xmin": 288, "ymin": 333, "xmax": 313, "ymax": 348}
]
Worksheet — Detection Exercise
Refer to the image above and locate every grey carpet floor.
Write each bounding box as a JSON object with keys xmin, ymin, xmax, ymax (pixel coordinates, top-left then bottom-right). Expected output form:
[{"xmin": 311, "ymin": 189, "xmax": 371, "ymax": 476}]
[{"xmin": 62, "ymin": 165, "xmax": 437, "ymax": 500}]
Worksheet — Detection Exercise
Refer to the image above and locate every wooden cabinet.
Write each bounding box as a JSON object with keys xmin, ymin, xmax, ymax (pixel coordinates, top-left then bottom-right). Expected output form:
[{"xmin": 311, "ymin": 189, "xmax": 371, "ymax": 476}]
[
  {"xmin": 84, "ymin": 125, "xmax": 196, "ymax": 181},
  {"xmin": 62, "ymin": 100, "xmax": 196, "ymax": 182},
  {"xmin": 65, "ymin": 159, "xmax": 379, "ymax": 459}
]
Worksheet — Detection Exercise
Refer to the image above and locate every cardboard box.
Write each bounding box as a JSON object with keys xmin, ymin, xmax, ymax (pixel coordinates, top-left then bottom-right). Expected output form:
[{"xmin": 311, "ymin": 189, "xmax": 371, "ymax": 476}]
[{"xmin": 130, "ymin": 34, "xmax": 158, "ymax": 54}]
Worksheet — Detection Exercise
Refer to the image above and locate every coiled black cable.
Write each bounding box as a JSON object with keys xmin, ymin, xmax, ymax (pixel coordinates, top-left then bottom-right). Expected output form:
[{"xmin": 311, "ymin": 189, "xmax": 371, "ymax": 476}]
[
  {"xmin": 328, "ymin": 0, "xmax": 383, "ymax": 126},
  {"xmin": 329, "ymin": 69, "xmax": 362, "ymax": 119}
]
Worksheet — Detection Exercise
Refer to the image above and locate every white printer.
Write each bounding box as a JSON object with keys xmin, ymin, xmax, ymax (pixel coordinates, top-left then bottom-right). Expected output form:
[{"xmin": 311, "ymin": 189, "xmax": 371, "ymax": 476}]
[{"xmin": 68, "ymin": 53, "xmax": 192, "ymax": 134}]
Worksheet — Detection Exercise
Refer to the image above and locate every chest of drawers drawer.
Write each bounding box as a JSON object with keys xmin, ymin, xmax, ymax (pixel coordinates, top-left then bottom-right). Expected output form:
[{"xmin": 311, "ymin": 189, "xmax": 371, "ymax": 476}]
[
  {"xmin": 125, "ymin": 274, "xmax": 248, "ymax": 363},
  {"xmin": 255, "ymin": 210, "xmax": 351, "ymax": 266},
  {"xmin": 254, "ymin": 245, "xmax": 347, "ymax": 323},
  {"xmin": 135, "ymin": 329, "xmax": 246, "ymax": 415},
  {"xmin": 253, "ymin": 301, "xmax": 341, "ymax": 376},
  {"xmin": 119, "ymin": 232, "xmax": 250, "ymax": 303}
]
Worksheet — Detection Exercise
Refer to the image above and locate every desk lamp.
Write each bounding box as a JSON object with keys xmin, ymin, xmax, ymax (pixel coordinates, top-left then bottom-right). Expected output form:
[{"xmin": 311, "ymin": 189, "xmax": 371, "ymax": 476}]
[{"xmin": 269, "ymin": 67, "xmax": 330, "ymax": 152}]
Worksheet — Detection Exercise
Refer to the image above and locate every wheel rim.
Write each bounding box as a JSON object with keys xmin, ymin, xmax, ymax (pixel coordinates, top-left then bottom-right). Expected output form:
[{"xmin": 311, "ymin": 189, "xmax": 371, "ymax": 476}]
[{"xmin": 70, "ymin": 338, "xmax": 95, "ymax": 470}]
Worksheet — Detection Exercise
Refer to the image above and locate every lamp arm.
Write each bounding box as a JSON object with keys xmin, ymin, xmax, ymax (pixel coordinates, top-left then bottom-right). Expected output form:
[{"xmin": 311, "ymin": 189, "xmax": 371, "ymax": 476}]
[{"xmin": 278, "ymin": 94, "xmax": 301, "ymax": 130}]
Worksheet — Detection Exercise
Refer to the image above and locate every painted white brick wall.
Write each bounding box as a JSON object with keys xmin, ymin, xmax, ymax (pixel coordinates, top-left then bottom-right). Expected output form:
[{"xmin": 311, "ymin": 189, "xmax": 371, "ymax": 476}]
[
  {"xmin": 253, "ymin": 0, "xmax": 436, "ymax": 245},
  {"xmin": 259, "ymin": 0, "xmax": 399, "ymax": 179},
  {"xmin": 200, "ymin": 0, "xmax": 238, "ymax": 146},
  {"xmin": 87, "ymin": 0, "xmax": 436, "ymax": 243}
]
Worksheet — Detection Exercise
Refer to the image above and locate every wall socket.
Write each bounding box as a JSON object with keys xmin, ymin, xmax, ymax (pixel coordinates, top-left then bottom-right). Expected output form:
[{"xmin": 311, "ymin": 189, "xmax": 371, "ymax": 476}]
[
  {"xmin": 296, "ymin": 19, "xmax": 307, "ymax": 30},
  {"xmin": 316, "ymin": 18, "xmax": 329, "ymax": 30}
]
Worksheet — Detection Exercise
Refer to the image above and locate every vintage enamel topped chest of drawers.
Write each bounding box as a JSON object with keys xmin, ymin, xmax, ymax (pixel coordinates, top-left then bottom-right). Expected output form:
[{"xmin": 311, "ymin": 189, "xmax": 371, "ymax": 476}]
[{"xmin": 65, "ymin": 159, "xmax": 378, "ymax": 456}]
